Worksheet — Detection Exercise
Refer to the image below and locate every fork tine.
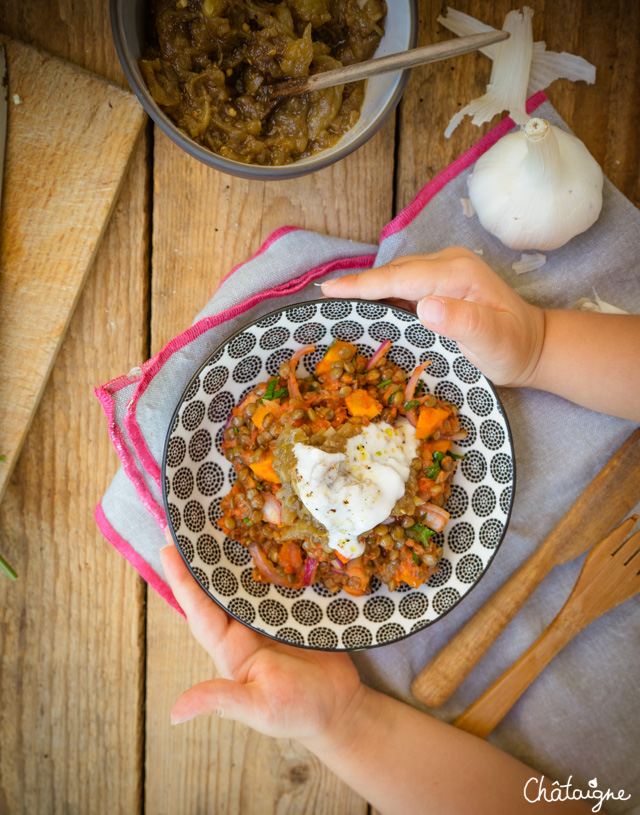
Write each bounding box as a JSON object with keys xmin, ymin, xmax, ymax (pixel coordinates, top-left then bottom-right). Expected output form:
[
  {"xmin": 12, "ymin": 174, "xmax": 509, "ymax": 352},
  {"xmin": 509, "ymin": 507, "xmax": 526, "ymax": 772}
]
[
  {"xmin": 621, "ymin": 539, "xmax": 640, "ymax": 567},
  {"xmin": 611, "ymin": 527, "xmax": 640, "ymax": 557}
]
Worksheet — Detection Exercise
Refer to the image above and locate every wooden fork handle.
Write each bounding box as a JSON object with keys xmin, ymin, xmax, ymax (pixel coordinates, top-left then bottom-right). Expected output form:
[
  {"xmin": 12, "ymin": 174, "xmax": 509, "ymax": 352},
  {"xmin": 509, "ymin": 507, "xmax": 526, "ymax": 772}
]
[
  {"xmin": 412, "ymin": 429, "xmax": 640, "ymax": 709},
  {"xmin": 453, "ymin": 609, "xmax": 587, "ymax": 739},
  {"xmin": 411, "ymin": 543, "xmax": 555, "ymax": 707},
  {"xmin": 454, "ymin": 519, "xmax": 639, "ymax": 739}
]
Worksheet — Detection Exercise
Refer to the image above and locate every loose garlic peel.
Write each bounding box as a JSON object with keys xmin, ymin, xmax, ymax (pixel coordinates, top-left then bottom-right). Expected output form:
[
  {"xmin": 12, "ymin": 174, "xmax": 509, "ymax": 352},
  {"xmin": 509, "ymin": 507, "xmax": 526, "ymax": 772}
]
[
  {"xmin": 467, "ymin": 118, "xmax": 604, "ymax": 251},
  {"xmin": 439, "ymin": 7, "xmax": 596, "ymax": 138}
]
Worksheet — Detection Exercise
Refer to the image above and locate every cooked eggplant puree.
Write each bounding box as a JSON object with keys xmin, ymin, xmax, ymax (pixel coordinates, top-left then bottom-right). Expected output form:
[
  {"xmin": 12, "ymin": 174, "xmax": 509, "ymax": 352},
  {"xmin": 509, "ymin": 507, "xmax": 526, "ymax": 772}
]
[{"xmin": 140, "ymin": 0, "xmax": 387, "ymax": 165}]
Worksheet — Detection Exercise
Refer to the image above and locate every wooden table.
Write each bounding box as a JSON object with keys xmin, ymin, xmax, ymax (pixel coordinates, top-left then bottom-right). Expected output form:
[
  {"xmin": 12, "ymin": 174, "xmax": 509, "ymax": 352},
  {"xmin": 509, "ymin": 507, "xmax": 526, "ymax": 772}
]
[{"xmin": 1, "ymin": 1, "xmax": 638, "ymax": 812}]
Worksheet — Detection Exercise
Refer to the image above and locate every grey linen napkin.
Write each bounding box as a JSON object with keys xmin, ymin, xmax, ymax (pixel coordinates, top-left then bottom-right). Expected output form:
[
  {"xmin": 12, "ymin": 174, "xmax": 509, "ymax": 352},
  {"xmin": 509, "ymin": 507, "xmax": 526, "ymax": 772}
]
[{"xmin": 96, "ymin": 99, "xmax": 640, "ymax": 813}]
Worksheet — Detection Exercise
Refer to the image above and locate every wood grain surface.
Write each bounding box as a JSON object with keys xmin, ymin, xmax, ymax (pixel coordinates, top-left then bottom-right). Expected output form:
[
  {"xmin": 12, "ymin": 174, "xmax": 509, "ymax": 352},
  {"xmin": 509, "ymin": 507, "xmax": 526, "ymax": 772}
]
[
  {"xmin": 0, "ymin": 36, "xmax": 146, "ymax": 503},
  {"xmin": 0, "ymin": 1, "xmax": 638, "ymax": 814}
]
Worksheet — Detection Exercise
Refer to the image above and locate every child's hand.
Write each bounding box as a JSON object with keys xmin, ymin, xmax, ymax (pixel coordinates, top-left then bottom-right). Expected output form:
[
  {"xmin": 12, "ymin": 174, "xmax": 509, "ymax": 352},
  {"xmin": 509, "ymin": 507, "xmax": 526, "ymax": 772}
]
[
  {"xmin": 321, "ymin": 248, "xmax": 545, "ymax": 388},
  {"xmin": 160, "ymin": 542, "xmax": 365, "ymax": 744}
]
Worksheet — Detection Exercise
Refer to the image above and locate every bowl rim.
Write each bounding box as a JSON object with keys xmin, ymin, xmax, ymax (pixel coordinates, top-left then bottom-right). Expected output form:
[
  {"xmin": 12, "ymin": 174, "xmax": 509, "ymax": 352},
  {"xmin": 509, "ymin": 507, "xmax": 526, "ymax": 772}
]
[
  {"xmin": 110, "ymin": 0, "xmax": 419, "ymax": 180},
  {"xmin": 162, "ymin": 297, "xmax": 516, "ymax": 651}
]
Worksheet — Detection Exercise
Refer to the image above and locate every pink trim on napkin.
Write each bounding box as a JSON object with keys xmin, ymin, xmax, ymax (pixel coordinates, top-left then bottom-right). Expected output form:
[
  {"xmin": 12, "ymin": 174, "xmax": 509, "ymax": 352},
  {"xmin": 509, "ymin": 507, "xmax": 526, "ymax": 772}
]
[
  {"xmin": 94, "ymin": 384, "xmax": 168, "ymax": 526},
  {"xmin": 380, "ymin": 91, "xmax": 548, "ymax": 241},
  {"xmin": 221, "ymin": 225, "xmax": 301, "ymax": 284},
  {"xmin": 98, "ymin": 252, "xmax": 377, "ymax": 501},
  {"xmin": 95, "ymin": 502, "xmax": 185, "ymax": 617}
]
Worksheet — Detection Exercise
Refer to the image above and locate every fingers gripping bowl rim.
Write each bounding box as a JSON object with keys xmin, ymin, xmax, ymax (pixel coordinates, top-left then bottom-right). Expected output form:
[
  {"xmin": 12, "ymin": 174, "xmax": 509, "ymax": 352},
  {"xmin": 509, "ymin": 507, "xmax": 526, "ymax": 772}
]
[{"xmin": 162, "ymin": 299, "xmax": 515, "ymax": 651}]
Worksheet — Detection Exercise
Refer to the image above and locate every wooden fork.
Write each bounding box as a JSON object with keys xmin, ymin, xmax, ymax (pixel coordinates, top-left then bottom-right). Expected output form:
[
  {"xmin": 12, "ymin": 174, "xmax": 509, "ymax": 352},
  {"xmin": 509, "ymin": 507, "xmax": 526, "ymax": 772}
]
[{"xmin": 454, "ymin": 516, "xmax": 640, "ymax": 739}]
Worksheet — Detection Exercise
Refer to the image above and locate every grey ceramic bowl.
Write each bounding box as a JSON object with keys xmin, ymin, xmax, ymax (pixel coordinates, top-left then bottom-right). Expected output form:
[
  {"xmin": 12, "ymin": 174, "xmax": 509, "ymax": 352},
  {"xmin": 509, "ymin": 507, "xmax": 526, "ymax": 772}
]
[{"xmin": 111, "ymin": 0, "xmax": 418, "ymax": 180}]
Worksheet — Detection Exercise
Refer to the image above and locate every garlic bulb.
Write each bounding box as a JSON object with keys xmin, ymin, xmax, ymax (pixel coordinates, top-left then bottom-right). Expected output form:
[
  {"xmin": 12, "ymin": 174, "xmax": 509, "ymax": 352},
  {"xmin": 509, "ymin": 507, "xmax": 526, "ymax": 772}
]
[{"xmin": 467, "ymin": 118, "xmax": 604, "ymax": 251}]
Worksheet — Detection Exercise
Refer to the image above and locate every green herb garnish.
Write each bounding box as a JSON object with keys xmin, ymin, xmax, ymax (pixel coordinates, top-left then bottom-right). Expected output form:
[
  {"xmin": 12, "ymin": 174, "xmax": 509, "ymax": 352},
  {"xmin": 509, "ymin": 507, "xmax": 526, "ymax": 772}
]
[
  {"xmin": 406, "ymin": 523, "xmax": 436, "ymax": 546},
  {"xmin": 404, "ymin": 399, "xmax": 420, "ymax": 411},
  {"xmin": 243, "ymin": 518, "xmax": 251, "ymax": 524},
  {"xmin": 233, "ymin": 427, "xmax": 239, "ymax": 435},
  {"xmin": 387, "ymin": 389, "xmax": 401, "ymax": 405},
  {"xmin": 378, "ymin": 379, "xmax": 392, "ymax": 387},
  {"xmin": 425, "ymin": 451, "xmax": 446, "ymax": 479},
  {"xmin": 0, "ymin": 552, "xmax": 18, "ymax": 580},
  {"xmin": 411, "ymin": 552, "xmax": 422, "ymax": 566},
  {"xmin": 260, "ymin": 378, "xmax": 288, "ymax": 403},
  {"xmin": 425, "ymin": 450, "xmax": 467, "ymax": 479},
  {"xmin": 0, "ymin": 454, "xmax": 6, "ymax": 462}
]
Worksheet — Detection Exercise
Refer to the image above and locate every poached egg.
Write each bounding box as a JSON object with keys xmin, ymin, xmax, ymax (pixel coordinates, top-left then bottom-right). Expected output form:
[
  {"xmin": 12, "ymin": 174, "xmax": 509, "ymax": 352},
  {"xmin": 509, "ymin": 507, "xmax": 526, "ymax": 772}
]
[{"xmin": 293, "ymin": 420, "xmax": 418, "ymax": 560}]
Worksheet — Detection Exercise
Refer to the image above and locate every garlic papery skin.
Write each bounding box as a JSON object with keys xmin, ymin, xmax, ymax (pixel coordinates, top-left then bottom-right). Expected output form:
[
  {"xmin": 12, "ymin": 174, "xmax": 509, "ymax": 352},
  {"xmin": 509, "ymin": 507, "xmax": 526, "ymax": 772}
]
[
  {"xmin": 438, "ymin": 7, "xmax": 596, "ymax": 99},
  {"xmin": 467, "ymin": 118, "xmax": 604, "ymax": 251},
  {"xmin": 444, "ymin": 7, "xmax": 533, "ymax": 138}
]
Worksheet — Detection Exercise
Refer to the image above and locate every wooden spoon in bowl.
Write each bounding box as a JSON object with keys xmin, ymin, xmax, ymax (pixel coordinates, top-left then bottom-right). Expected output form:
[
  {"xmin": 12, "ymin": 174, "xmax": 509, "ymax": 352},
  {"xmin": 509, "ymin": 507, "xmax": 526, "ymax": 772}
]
[{"xmin": 260, "ymin": 30, "xmax": 510, "ymax": 114}]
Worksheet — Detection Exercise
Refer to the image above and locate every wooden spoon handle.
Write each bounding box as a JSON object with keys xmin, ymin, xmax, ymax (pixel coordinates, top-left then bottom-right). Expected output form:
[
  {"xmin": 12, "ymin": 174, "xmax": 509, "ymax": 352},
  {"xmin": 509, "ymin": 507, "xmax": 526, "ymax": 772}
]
[
  {"xmin": 271, "ymin": 31, "xmax": 510, "ymax": 99},
  {"xmin": 412, "ymin": 428, "xmax": 640, "ymax": 708},
  {"xmin": 453, "ymin": 612, "xmax": 584, "ymax": 739},
  {"xmin": 411, "ymin": 542, "xmax": 555, "ymax": 706},
  {"xmin": 453, "ymin": 518, "xmax": 639, "ymax": 739}
]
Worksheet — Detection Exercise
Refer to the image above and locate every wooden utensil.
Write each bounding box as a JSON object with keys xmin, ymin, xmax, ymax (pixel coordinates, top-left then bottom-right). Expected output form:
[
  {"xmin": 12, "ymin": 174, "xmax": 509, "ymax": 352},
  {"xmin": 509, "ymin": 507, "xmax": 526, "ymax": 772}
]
[
  {"xmin": 0, "ymin": 36, "xmax": 146, "ymax": 504},
  {"xmin": 262, "ymin": 30, "xmax": 510, "ymax": 111},
  {"xmin": 454, "ymin": 517, "xmax": 640, "ymax": 739},
  {"xmin": 412, "ymin": 427, "xmax": 640, "ymax": 708}
]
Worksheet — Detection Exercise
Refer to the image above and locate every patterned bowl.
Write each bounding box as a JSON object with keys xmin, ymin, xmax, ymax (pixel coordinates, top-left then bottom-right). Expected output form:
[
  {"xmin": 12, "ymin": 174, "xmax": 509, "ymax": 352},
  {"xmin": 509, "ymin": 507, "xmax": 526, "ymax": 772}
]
[{"xmin": 162, "ymin": 299, "xmax": 515, "ymax": 651}]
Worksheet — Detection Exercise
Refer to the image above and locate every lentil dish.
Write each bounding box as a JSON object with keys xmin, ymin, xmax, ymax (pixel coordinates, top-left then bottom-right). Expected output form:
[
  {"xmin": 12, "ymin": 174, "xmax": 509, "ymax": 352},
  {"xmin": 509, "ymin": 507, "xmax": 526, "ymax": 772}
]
[
  {"xmin": 219, "ymin": 339, "xmax": 467, "ymax": 595},
  {"xmin": 140, "ymin": 0, "xmax": 387, "ymax": 165}
]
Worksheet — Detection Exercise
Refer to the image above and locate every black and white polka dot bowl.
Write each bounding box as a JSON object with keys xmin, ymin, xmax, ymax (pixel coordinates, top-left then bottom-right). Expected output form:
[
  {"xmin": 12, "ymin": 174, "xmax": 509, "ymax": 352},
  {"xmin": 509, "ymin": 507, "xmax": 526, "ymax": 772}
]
[{"xmin": 162, "ymin": 299, "xmax": 515, "ymax": 651}]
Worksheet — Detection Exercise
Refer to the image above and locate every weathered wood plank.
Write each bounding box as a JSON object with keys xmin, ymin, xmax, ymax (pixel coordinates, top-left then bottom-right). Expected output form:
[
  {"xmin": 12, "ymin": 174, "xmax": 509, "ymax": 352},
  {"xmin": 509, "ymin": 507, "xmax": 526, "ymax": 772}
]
[
  {"xmin": 0, "ymin": 134, "xmax": 150, "ymax": 815},
  {"xmin": 145, "ymin": 120, "xmax": 395, "ymax": 814},
  {"xmin": 0, "ymin": 1, "xmax": 149, "ymax": 812},
  {"xmin": 149, "ymin": 122, "xmax": 394, "ymax": 350},
  {"xmin": 0, "ymin": 36, "xmax": 146, "ymax": 503}
]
